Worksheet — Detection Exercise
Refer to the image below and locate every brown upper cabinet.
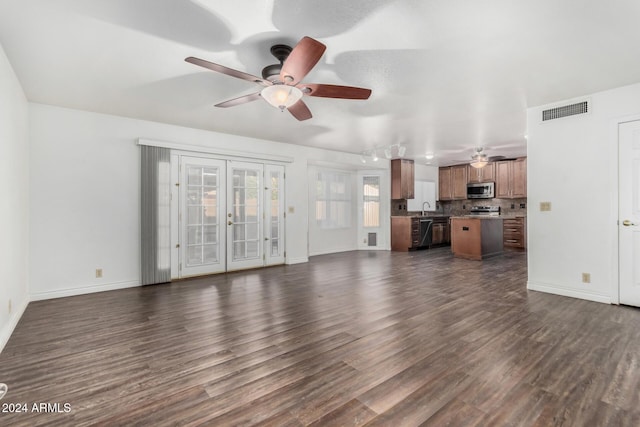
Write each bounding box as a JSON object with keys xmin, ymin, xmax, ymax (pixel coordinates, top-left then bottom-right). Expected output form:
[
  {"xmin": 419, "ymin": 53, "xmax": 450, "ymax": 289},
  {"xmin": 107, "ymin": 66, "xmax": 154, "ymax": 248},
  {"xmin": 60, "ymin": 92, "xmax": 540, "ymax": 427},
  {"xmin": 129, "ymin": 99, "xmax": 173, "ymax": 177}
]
[
  {"xmin": 495, "ymin": 158, "xmax": 527, "ymax": 198},
  {"xmin": 438, "ymin": 167, "xmax": 452, "ymax": 201},
  {"xmin": 391, "ymin": 158, "xmax": 415, "ymax": 199},
  {"xmin": 467, "ymin": 162, "xmax": 495, "ymax": 183},
  {"xmin": 439, "ymin": 165, "xmax": 467, "ymax": 200}
]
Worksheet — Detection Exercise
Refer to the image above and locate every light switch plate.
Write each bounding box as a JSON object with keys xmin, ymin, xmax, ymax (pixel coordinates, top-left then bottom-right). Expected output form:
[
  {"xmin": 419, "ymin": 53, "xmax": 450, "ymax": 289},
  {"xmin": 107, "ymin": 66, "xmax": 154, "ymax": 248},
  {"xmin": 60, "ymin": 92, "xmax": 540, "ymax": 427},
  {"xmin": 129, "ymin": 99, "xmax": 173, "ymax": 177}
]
[{"xmin": 540, "ymin": 202, "xmax": 552, "ymax": 212}]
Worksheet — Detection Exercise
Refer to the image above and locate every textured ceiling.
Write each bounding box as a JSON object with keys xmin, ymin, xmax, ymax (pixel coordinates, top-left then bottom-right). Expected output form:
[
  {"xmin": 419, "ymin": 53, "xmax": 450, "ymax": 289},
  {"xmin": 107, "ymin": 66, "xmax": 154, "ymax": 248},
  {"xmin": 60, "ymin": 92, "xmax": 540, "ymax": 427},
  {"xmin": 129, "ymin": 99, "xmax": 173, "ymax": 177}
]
[{"xmin": 2, "ymin": 0, "xmax": 640, "ymax": 166}]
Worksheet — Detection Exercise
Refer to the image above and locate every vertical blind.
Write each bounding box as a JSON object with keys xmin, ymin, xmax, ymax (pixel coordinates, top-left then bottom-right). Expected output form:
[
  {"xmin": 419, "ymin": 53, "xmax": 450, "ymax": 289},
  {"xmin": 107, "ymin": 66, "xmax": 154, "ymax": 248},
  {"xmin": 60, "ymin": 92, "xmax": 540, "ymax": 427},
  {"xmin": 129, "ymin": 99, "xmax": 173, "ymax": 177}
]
[{"xmin": 141, "ymin": 145, "xmax": 171, "ymax": 285}]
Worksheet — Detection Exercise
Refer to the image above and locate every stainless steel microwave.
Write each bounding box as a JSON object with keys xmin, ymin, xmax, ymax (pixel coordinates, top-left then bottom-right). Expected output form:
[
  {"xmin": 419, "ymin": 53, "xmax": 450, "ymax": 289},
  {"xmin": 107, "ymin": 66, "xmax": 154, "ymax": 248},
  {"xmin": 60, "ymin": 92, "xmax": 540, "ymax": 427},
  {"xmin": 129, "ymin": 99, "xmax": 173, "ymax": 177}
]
[{"xmin": 467, "ymin": 182, "xmax": 495, "ymax": 199}]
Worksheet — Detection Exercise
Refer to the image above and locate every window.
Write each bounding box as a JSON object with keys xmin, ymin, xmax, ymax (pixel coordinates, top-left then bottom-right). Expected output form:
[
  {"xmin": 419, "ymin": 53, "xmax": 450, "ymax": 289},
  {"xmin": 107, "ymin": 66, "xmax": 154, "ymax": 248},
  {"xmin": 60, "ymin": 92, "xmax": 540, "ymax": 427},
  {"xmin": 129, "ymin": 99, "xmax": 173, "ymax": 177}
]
[
  {"xmin": 363, "ymin": 176, "xmax": 380, "ymax": 227},
  {"xmin": 316, "ymin": 171, "xmax": 352, "ymax": 229}
]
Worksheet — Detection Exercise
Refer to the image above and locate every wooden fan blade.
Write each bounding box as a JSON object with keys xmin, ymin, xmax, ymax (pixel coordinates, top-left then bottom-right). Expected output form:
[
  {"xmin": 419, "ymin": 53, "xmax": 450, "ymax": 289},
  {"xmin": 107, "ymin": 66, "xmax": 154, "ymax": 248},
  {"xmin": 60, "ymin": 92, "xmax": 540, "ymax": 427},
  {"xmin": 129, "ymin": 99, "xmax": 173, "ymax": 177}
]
[
  {"xmin": 298, "ymin": 83, "xmax": 371, "ymax": 99},
  {"xmin": 185, "ymin": 57, "xmax": 271, "ymax": 86},
  {"xmin": 287, "ymin": 99, "xmax": 312, "ymax": 121},
  {"xmin": 280, "ymin": 37, "xmax": 326, "ymax": 85},
  {"xmin": 488, "ymin": 155, "xmax": 506, "ymax": 162},
  {"xmin": 215, "ymin": 92, "xmax": 262, "ymax": 108}
]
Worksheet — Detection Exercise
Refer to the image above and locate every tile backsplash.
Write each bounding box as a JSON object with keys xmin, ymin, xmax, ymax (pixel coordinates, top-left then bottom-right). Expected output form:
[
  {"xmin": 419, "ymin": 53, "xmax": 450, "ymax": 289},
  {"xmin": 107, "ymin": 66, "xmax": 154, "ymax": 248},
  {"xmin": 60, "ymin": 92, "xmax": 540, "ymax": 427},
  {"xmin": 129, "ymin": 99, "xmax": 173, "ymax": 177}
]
[{"xmin": 392, "ymin": 198, "xmax": 527, "ymax": 216}]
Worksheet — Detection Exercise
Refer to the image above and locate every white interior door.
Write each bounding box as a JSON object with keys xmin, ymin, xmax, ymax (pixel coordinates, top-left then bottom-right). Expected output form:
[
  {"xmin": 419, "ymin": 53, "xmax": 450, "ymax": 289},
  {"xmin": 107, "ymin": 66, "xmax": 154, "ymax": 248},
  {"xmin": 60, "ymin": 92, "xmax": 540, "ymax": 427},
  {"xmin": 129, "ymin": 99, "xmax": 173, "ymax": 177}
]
[
  {"xmin": 180, "ymin": 157, "xmax": 226, "ymax": 277},
  {"xmin": 265, "ymin": 165, "xmax": 285, "ymax": 265},
  {"xmin": 227, "ymin": 161, "xmax": 264, "ymax": 271},
  {"xmin": 619, "ymin": 120, "xmax": 640, "ymax": 306}
]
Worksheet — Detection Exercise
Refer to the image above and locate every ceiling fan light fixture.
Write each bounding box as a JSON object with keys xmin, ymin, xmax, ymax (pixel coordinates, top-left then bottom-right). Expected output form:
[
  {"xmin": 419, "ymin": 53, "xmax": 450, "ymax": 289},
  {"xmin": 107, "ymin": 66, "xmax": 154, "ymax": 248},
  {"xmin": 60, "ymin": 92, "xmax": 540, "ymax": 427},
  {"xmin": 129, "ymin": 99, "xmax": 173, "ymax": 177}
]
[
  {"xmin": 260, "ymin": 84, "xmax": 303, "ymax": 111},
  {"xmin": 469, "ymin": 147, "xmax": 488, "ymax": 168},
  {"xmin": 470, "ymin": 154, "xmax": 488, "ymax": 168}
]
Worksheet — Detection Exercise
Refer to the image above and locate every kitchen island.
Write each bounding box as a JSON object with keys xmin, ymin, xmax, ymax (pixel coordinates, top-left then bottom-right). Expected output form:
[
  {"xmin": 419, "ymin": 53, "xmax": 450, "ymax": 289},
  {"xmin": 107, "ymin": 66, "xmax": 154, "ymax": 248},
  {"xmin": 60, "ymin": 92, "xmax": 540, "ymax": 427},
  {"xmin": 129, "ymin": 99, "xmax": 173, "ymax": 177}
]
[{"xmin": 450, "ymin": 216, "xmax": 504, "ymax": 260}]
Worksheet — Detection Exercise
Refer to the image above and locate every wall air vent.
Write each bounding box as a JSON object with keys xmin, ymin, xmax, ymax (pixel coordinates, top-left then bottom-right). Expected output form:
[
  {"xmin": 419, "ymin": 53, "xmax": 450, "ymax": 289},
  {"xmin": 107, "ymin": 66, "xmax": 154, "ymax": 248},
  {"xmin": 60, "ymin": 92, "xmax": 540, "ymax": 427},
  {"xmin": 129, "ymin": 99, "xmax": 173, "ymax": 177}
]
[
  {"xmin": 542, "ymin": 101, "xmax": 589, "ymax": 121},
  {"xmin": 367, "ymin": 232, "xmax": 377, "ymax": 247}
]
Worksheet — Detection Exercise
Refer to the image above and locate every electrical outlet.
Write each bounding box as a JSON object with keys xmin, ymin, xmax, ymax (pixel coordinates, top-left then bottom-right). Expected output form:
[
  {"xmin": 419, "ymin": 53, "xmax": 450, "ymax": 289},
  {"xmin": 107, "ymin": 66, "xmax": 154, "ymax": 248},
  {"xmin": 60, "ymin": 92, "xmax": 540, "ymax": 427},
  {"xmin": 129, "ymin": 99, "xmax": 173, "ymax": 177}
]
[
  {"xmin": 96, "ymin": 268, "xmax": 103, "ymax": 278},
  {"xmin": 363, "ymin": 238, "xmax": 367, "ymax": 244},
  {"xmin": 288, "ymin": 206, "xmax": 295, "ymax": 214},
  {"xmin": 582, "ymin": 273, "xmax": 591, "ymax": 283},
  {"xmin": 540, "ymin": 202, "xmax": 552, "ymax": 212}
]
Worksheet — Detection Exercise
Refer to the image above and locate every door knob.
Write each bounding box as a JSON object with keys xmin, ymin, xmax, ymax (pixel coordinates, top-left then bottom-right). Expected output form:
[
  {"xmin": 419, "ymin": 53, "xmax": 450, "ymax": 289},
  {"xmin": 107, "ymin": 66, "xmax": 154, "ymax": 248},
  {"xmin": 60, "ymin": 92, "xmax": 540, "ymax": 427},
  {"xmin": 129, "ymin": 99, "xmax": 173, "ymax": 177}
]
[
  {"xmin": 228, "ymin": 221, "xmax": 233, "ymax": 226},
  {"xmin": 622, "ymin": 219, "xmax": 636, "ymax": 226}
]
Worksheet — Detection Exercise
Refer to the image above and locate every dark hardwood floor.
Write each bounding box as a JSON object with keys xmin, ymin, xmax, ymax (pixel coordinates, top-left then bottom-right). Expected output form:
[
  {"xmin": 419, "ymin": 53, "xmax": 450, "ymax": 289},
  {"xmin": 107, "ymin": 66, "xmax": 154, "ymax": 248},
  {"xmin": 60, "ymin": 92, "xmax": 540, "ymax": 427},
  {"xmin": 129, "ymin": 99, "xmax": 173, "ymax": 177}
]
[{"xmin": 1, "ymin": 248, "xmax": 640, "ymax": 426}]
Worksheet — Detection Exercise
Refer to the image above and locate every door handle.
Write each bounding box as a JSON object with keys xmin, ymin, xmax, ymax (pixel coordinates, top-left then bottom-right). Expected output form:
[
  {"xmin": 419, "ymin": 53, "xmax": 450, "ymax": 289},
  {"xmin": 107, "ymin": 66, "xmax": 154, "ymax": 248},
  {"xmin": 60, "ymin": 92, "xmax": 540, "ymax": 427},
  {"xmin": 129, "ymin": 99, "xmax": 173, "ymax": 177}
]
[
  {"xmin": 228, "ymin": 221, "xmax": 233, "ymax": 226},
  {"xmin": 622, "ymin": 219, "xmax": 637, "ymax": 226}
]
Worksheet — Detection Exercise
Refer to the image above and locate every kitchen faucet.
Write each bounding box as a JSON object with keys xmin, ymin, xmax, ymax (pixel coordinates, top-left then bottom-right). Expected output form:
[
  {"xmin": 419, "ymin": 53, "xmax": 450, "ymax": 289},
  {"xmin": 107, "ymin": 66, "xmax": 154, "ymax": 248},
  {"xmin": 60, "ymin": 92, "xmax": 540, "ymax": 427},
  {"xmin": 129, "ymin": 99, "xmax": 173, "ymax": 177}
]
[{"xmin": 421, "ymin": 201, "xmax": 431, "ymax": 216}]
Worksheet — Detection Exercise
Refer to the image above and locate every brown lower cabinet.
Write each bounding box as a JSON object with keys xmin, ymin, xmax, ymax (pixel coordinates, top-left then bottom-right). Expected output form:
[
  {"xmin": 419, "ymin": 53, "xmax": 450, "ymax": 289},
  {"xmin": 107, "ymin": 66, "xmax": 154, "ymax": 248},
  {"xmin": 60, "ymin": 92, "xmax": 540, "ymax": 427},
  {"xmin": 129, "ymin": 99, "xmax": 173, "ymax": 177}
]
[
  {"xmin": 391, "ymin": 216, "xmax": 420, "ymax": 251},
  {"xmin": 431, "ymin": 217, "xmax": 450, "ymax": 246},
  {"xmin": 451, "ymin": 217, "xmax": 504, "ymax": 260},
  {"xmin": 391, "ymin": 216, "xmax": 451, "ymax": 251},
  {"xmin": 503, "ymin": 217, "xmax": 527, "ymax": 249}
]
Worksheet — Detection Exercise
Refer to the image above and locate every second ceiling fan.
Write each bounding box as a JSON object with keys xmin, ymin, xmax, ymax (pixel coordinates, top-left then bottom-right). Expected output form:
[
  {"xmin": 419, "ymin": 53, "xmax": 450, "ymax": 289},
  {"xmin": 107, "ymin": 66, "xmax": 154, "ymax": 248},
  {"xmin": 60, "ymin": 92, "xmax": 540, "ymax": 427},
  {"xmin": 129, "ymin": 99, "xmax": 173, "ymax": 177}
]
[{"xmin": 185, "ymin": 36, "xmax": 372, "ymax": 121}]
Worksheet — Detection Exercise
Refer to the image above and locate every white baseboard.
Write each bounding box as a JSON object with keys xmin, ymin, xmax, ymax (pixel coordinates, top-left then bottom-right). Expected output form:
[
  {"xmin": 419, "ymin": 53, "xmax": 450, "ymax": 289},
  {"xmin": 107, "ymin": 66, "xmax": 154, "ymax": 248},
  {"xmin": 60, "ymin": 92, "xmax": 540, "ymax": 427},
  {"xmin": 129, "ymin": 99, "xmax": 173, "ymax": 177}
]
[
  {"xmin": 0, "ymin": 296, "xmax": 29, "ymax": 354},
  {"xmin": 30, "ymin": 280, "xmax": 141, "ymax": 301},
  {"xmin": 357, "ymin": 246, "xmax": 390, "ymax": 251},
  {"xmin": 309, "ymin": 247, "xmax": 358, "ymax": 257},
  {"xmin": 286, "ymin": 257, "xmax": 309, "ymax": 265},
  {"xmin": 527, "ymin": 281, "xmax": 611, "ymax": 304}
]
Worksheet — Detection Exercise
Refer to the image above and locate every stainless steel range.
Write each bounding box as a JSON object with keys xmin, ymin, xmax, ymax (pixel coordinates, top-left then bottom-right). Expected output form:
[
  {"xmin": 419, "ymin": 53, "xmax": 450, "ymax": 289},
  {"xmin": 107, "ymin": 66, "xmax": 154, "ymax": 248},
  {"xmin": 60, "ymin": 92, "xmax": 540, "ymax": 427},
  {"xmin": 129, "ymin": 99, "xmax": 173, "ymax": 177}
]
[{"xmin": 469, "ymin": 206, "xmax": 500, "ymax": 216}]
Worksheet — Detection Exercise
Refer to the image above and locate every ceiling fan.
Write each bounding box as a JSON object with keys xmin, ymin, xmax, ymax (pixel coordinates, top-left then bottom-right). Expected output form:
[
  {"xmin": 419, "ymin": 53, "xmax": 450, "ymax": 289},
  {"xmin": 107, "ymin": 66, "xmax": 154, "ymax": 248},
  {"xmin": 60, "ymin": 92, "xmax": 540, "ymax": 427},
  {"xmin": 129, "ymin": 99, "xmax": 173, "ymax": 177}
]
[
  {"xmin": 185, "ymin": 36, "xmax": 372, "ymax": 121},
  {"xmin": 469, "ymin": 147, "xmax": 505, "ymax": 168}
]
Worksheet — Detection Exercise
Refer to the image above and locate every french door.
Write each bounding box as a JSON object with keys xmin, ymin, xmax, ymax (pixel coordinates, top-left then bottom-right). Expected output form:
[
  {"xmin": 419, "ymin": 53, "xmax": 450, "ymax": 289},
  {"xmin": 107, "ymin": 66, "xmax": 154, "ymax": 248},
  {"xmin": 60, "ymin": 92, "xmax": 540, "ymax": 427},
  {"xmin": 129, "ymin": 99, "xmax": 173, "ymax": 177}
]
[
  {"xmin": 176, "ymin": 157, "xmax": 285, "ymax": 278},
  {"xmin": 265, "ymin": 165, "xmax": 286, "ymax": 265},
  {"xmin": 227, "ymin": 161, "xmax": 264, "ymax": 271},
  {"xmin": 180, "ymin": 157, "xmax": 226, "ymax": 277}
]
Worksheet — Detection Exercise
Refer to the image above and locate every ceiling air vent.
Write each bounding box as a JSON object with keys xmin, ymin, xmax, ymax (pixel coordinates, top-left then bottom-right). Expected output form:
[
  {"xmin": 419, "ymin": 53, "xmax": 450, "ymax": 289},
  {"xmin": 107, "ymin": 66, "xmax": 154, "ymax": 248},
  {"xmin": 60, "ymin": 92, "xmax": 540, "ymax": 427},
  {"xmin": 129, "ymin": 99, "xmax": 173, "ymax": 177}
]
[{"xmin": 542, "ymin": 101, "xmax": 589, "ymax": 121}]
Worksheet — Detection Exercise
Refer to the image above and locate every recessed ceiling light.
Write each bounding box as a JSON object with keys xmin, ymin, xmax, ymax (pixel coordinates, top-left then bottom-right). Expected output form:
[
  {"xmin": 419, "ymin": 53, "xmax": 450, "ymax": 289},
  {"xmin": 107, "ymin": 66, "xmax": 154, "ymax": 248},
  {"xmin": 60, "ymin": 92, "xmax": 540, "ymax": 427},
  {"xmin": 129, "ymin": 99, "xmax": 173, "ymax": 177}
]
[{"xmin": 425, "ymin": 153, "xmax": 434, "ymax": 160}]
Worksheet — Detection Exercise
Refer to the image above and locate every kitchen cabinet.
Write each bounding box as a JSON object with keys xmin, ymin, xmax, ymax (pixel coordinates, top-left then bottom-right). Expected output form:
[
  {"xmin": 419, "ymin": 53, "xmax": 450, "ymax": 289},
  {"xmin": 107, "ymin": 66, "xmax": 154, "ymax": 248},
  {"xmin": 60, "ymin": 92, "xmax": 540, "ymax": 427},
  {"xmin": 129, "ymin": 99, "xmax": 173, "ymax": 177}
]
[
  {"xmin": 438, "ymin": 165, "xmax": 467, "ymax": 200},
  {"xmin": 467, "ymin": 162, "xmax": 495, "ymax": 183},
  {"xmin": 438, "ymin": 167, "xmax": 452, "ymax": 201},
  {"xmin": 431, "ymin": 217, "xmax": 450, "ymax": 246},
  {"xmin": 450, "ymin": 217, "xmax": 504, "ymax": 260},
  {"xmin": 496, "ymin": 158, "xmax": 527, "ymax": 198},
  {"xmin": 503, "ymin": 217, "xmax": 526, "ymax": 249},
  {"xmin": 391, "ymin": 159, "xmax": 415, "ymax": 199},
  {"xmin": 391, "ymin": 216, "xmax": 432, "ymax": 251}
]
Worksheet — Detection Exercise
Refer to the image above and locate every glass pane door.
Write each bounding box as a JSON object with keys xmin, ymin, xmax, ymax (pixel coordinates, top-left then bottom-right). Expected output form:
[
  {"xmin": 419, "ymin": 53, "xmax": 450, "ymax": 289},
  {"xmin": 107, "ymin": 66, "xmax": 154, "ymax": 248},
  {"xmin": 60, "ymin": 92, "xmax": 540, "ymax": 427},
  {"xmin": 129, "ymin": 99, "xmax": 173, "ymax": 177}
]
[
  {"xmin": 265, "ymin": 164, "xmax": 285, "ymax": 265},
  {"xmin": 227, "ymin": 161, "xmax": 264, "ymax": 271},
  {"xmin": 180, "ymin": 157, "xmax": 226, "ymax": 277}
]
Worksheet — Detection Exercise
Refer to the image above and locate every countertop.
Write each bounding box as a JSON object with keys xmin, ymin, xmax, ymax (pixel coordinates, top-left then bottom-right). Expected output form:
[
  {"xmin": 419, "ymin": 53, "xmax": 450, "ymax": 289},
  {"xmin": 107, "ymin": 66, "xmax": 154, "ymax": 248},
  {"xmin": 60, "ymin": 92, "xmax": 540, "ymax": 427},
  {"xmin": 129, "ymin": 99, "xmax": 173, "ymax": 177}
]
[{"xmin": 450, "ymin": 214, "xmax": 526, "ymax": 220}]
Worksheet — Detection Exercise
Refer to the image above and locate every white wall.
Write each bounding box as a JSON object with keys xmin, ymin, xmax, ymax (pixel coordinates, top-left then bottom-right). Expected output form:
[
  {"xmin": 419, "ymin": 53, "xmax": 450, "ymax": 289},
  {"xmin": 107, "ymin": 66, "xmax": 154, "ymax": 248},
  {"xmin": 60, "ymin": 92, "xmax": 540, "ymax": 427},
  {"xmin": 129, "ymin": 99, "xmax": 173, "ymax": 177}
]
[
  {"xmin": 28, "ymin": 103, "xmax": 375, "ymax": 299},
  {"xmin": 0, "ymin": 44, "xmax": 30, "ymax": 352},
  {"xmin": 527, "ymin": 82, "xmax": 640, "ymax": 303},
  {"xmin": 415, "ymin": 163, "xmax": 439, "ymax": 183}
]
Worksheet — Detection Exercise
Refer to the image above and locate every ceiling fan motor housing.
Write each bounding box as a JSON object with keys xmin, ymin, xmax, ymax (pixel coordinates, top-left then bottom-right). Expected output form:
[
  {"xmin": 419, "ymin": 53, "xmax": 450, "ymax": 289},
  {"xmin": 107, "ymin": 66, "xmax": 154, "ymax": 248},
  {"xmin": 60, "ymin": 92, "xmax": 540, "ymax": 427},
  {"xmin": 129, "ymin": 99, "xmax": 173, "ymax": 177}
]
[{"xmin": 262, "ymin": 44, "xmax": 292, "ymax": 81}]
